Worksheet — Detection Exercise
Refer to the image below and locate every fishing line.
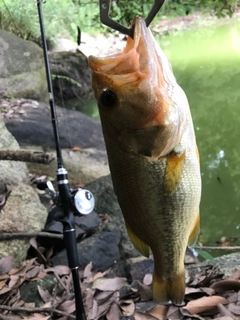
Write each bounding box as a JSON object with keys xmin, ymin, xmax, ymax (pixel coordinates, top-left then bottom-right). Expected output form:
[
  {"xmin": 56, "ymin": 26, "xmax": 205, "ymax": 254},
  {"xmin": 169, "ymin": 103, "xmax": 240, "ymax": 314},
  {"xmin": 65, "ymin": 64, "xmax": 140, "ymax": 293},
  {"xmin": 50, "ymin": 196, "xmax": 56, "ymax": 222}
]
[
  {"xmin": 54, "ymin": 57, "xmax": 74, "ymax": 149},
  {"xmin": 36, "ymin": 1, "xmax": 95, "ymax": 319}
]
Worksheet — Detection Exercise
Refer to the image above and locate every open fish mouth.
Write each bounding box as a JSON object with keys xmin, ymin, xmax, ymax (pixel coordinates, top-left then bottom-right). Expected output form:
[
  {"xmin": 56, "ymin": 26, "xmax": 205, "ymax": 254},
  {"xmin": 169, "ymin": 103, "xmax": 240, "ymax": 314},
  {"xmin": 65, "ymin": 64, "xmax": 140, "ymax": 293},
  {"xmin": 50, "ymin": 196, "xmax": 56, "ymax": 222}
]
[
  {"xmin": 88, "ymin": 16, "xmax": 186, "ymax": 158},
  {"xmin": 88, "ymin": 16, "xmax": 163, "ymax": 88}
]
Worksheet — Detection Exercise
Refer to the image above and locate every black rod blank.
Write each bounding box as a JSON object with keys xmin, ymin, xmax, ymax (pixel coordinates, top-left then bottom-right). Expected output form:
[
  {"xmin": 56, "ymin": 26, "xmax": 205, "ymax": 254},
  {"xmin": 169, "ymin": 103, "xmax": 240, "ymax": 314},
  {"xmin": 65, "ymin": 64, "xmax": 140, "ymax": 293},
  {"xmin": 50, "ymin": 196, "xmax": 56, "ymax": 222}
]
[{"xmin": 36, "ymin": 1, "xmax": 86, "ymax": 319}]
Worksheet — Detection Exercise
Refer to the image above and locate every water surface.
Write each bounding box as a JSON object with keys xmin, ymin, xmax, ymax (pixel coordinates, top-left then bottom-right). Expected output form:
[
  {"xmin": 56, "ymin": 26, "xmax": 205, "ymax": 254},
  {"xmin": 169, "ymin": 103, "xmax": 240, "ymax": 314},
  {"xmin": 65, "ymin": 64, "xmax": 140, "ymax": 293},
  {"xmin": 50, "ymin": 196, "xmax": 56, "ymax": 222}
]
[{"xmin": 157, "ymin": 20, "xmax": 240, "ymax": 251}]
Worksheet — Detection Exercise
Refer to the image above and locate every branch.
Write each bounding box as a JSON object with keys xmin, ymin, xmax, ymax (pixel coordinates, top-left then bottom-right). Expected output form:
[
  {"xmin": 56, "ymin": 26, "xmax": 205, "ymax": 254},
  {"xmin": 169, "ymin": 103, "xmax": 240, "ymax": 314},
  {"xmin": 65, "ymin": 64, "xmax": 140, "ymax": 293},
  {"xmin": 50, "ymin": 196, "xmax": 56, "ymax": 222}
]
[
  {"xmin": 0, "ymin": 314, "xmax": 11, "ymax": 320},
  {"xmin": 0, "ymin": 305, "xmax": 75, "ymax": 319},
  {"xmin": 0, "ymin": 149, "xmax": 55, "ymax": 164},
  {"xmin": 195, "ymin": 245, "xmax": 240, "ymax": 250},
  {"xmin": 0, "ymin": 232, "xmax": 63, "ymax": 241}
]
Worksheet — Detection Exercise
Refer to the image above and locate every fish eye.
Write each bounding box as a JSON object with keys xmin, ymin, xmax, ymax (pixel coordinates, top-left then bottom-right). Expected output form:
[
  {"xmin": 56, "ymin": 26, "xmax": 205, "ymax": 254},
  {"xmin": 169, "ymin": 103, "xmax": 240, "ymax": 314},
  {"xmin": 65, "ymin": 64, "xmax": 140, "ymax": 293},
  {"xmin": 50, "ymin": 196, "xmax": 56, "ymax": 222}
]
[{"xmin": 101, "ymin": 89, "xmax": 116, "ymax": 107}]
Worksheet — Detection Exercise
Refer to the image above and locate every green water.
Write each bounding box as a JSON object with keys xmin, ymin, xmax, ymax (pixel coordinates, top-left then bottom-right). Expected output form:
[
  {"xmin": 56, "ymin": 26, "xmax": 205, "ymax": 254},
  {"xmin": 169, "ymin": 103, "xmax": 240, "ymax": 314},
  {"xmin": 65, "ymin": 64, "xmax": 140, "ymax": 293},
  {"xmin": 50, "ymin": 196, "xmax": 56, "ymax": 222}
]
[
  {"xmin": 86, "ymin": 20, "xmax": 240, "ymax": 254},
  {"xmin": 156, "ymin": 21, "xmax": 240, "ymax": 251}
]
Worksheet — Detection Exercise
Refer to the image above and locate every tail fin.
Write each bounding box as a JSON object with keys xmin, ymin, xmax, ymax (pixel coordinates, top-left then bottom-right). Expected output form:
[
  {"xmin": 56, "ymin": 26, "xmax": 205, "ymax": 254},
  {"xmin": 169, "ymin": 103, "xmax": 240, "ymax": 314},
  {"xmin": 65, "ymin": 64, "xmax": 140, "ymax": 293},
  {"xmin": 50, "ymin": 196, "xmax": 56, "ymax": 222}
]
[{"xmin": 152, "ymin": 271, "xmax": 185, "ymax": 304}]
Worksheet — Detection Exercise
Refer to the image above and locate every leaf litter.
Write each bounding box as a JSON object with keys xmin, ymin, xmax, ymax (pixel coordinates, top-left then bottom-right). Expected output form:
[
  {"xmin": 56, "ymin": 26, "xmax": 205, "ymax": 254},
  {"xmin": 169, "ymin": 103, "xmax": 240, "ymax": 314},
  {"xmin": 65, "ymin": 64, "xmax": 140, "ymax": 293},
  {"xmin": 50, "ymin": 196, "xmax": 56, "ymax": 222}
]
[{"xmin": 0, "ymin": 254, "xmax": 240, "ymax": 319}]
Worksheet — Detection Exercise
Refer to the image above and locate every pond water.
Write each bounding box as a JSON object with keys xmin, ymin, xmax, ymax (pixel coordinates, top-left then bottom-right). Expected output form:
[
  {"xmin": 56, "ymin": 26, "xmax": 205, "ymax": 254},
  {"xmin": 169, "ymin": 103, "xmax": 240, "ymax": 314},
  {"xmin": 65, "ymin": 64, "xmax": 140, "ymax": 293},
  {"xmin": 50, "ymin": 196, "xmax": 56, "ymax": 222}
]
[
  {"xmin": 85, "ymin": 19, "xmax": 240, "ymax": 255},
  {"xmin": 157, "ymin": 20, "xmax": 240, "ymax": 255}
]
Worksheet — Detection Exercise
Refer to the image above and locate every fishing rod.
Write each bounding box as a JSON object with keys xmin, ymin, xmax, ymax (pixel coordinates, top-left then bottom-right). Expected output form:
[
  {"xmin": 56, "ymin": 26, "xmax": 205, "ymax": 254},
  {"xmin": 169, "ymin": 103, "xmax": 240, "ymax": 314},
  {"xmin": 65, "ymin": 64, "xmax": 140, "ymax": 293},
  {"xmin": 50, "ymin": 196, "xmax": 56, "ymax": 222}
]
[{"xmin": 36, "ymin": 1, "xmax": 94, "ymax": 319}]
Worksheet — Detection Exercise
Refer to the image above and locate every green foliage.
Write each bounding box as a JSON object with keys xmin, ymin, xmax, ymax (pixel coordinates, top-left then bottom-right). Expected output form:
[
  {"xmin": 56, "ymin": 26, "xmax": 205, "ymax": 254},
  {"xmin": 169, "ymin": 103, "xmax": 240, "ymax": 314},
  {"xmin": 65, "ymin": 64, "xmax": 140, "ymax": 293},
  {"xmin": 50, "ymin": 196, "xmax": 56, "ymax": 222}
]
[
  {"xmin": 0, "ymin": 0, "xmax": 239, "ymax": 43},
  {"xmin": 0, "ymin": 0, "xmax": 98, "ymax": 43},
  {"xmin": 196, "ymin": 250, "xmax": 214, "ymax": 261}
]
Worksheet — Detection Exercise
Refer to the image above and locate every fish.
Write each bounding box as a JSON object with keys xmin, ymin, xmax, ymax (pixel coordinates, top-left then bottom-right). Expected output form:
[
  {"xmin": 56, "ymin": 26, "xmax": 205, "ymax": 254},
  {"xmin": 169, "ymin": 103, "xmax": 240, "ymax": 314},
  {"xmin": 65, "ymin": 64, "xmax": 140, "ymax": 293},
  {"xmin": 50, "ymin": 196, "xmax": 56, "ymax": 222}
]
[{"xmin": 88, "ymin": 16, "xmax": 201, "ymax": 304}]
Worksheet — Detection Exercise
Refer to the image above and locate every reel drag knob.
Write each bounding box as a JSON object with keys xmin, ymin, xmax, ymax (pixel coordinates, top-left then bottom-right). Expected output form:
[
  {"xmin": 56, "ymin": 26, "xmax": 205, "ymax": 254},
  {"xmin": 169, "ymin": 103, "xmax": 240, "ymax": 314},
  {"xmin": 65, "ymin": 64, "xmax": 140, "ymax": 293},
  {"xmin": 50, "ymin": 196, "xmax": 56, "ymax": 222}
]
[{"xmin": 74, "ymin": 189, "xmax": 95, "ymax": 215}]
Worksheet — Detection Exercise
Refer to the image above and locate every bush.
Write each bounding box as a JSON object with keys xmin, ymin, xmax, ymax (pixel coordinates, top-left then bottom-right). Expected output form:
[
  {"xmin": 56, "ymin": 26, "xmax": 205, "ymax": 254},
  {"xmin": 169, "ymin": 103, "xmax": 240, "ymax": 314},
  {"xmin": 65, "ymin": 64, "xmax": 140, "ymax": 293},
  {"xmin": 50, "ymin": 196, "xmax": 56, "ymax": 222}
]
[
  {"xmin": 0, "ymin": 0, "xmax": 98, "ymax": 44},
  {"xmin": 0, "ymin": 0, "xmax": 239, "ymax": 43}
]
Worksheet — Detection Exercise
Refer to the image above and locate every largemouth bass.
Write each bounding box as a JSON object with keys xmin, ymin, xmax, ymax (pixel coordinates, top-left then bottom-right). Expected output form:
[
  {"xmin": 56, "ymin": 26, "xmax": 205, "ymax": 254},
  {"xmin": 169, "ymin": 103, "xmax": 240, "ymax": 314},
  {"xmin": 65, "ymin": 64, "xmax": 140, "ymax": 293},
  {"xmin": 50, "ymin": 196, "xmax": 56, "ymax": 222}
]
[{"xmin": 88, "ymin": 16, "xmax": 201, "ymax": 304}]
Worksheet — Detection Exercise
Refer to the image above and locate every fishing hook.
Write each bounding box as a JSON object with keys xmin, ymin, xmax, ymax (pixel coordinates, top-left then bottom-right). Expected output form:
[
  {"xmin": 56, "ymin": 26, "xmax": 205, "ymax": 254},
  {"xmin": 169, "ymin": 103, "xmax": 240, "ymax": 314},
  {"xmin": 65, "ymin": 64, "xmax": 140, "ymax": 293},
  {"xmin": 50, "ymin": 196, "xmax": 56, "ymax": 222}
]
[{"xmin": 99, "ymin": 0, "xmax": 166, "ymax": 38}]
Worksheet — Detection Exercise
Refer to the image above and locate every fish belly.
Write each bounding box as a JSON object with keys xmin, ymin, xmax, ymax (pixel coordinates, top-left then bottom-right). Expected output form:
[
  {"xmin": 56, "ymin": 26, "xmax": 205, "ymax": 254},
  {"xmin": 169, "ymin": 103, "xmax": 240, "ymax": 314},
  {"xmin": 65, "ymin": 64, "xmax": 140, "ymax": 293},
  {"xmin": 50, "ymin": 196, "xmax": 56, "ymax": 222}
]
[{"xmin": 102, "ymin": 126, "xmax": 201, "ymax": 304}]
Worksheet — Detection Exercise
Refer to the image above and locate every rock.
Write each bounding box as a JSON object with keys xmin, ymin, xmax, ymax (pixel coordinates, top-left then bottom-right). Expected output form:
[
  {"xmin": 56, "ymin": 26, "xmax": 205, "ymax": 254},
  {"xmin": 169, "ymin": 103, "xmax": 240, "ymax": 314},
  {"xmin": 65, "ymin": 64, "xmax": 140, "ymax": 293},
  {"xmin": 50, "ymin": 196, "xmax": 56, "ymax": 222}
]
[
  {"xmin": 0, "ymin": 30, "xmax": 48, "ymax": 101},
  {"xmin": 79, "ymin": 32, "xmax": 125, "ymax": 58},
  {"xmin": 109, "ymin": 256, "xmax": 154, "ymax": 282},
  {"xmin": 125, "ymin": 258, "xmax": 154, "ymax": 282},
  {"xmin": 187, "ymin": 252, "xmax": 240, "ymax": 279},
  {"xmin": 20, "ymin": 274, "xmax": 57, "ymax": 307},
  {"xmin": 4, "ymin": 100, "xmax": 104, "ymax": 150},
  {"xmin": 3, "ymin": 99, "xmax": 109, "ymax": 184},
  {"xmin": 49, "ymin": 51, "xmax": 92, "ymax": 111},
  {"xmin": 0, "ymin": 115, "xmax": 29, "ymax": 185},
  {"xmin": 44, "ymin": 209, "xmax": 101, "ymax": 237},
  {"xmin": 37, "ymin": 208, "xmax": 102, "ymax": 250},
  {"xmin": 52, "ymin": 230, "xmax": 121, "ymax": 272},
  {"xmin": 85, "ymin": 175, "xmax": 140, "ymax": 260},
  {"xmin": 27, "ymin": 148, "xmax": 109, "ymax": 185},
  {"xmin": 0, "ymin": 183, "xmax": 48, "ymax": 264},
  {"xmin": 0, "ymin": 114, "xmax": 47, "ymax": 263}
]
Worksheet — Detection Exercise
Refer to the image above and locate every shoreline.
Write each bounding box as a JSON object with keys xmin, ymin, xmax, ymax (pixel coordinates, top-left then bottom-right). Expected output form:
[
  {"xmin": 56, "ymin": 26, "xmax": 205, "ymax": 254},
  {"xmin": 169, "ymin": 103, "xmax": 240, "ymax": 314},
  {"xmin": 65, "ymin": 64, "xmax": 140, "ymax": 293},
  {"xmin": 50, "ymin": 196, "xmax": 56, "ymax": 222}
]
[{"xmin": 54, "ymin": 11, "xmax": 240, "ymax": 57}]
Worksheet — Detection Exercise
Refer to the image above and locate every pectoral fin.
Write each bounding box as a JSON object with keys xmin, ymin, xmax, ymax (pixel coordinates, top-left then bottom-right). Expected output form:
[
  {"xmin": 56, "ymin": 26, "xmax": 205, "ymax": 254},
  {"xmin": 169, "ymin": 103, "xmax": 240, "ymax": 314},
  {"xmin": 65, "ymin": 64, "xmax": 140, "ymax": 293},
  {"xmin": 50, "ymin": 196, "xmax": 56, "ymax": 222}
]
[
  {"xmin": 188, "ymin": 214, "xmax": 200, "ymax": 247},
  {"xmin": 164, "ymin": 152, "xmax": 185, "ymax": 193},
  {"xmin": 125, "ymin": 221, "xmax": 149, "ymax": 257}
]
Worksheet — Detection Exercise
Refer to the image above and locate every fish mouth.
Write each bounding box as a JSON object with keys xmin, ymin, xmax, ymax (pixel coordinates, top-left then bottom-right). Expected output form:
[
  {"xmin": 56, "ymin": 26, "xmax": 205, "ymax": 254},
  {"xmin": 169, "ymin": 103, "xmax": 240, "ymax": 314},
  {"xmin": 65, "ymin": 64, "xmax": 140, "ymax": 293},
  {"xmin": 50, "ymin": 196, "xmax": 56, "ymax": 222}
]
[{"xmin": 88, "ymin": 16, "xmax": 161, "ymax": 88}]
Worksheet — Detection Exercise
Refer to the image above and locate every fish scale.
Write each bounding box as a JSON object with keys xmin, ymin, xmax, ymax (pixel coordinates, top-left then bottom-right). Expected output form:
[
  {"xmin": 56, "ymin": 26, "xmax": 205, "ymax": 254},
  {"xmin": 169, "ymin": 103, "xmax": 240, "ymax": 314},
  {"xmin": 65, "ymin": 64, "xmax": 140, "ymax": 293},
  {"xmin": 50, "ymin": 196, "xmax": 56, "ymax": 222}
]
[{"xmin": 89, "ymin": 16, "xmax": 201, "ymax": 304}]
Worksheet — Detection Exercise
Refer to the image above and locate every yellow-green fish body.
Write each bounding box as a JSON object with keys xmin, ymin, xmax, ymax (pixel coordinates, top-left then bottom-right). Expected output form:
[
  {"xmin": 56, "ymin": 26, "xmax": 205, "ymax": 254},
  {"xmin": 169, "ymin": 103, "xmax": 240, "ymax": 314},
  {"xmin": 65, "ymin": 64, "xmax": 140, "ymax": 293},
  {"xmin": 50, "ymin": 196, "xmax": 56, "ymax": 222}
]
[{"xmin": 88, "ymin": 16, "xmax": 201, "ymax": 304}]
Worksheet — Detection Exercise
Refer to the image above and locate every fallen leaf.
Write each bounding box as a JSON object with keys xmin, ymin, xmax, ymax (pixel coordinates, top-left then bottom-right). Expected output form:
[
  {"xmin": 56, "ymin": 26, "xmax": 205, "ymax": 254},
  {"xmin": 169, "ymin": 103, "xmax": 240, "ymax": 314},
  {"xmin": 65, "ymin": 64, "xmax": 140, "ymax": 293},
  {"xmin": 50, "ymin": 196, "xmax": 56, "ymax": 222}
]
[
  {"xmin": 14, "ymin": 299, "xmax": 25, "ymax": 307},
  {"xmin": 37, "ymin": 286, "xmax": 52, "ymax": 303},
  {"xmin": 147, "ymin": 305, "xmax": 168, "ymax": 320},
  {"xmin": 85, "ymin": 288, "xmax": 95, "ymax": 316},
  {"xmin": 228, "ymin": 269, "xmax": 240, "ymax": 281},
  {"xmin": 92, "ymin": 271, "xmax": 106, "ymax": 282},
  {"xmin": 119, "ymin": 299, "xmax": 135, "ymax": 316},
  {"xmin": 185, "ymin": 287, "xmax": 203, "ymax": 295},
  {"xmin": 134, "ymin": 311, "xmax": 158, "ymax": 320},
  {"xmin": 0, "ymin": 274, "xmax": 10, "ymax": 280},
  {"xmin": 29, "ymin": 238, "xmax": 46, "ymax": 264},
  {"xmin": 72, "ymin": 146, "xmax": 81, "ymax": 151},
  {"xmin": 83, "ymin": 261, "xmax": 93, "ymax": 282},
  {"xmin": 26, "ymin": 266, "xmax": 40, "ymax": 279},
  {"xmin": 45, "ymin": 265, "xmax": 70, "ymax": 276},
  {"xmin": 9, "ymin": 258, "xmax": 36, "ymax": 276},
  {"xmin": 214, "ymin": 317, "xmax": 235, "ymax": 320},
  {"xmin": 183, "ymin": 295, "xmax": 228, "ymax": 315},
  {"xmin": 23, "ymin": 302, "xmax": 35, "ymax": 308},
  {"xmin": 217, "ymin": 303, "xmax": 233, "ymax": 318},
  {"xmin": 143, "ymin": 273, "xmax": 152, "ymax": 286},
  {"xmin": 137, "ymin": 282, "xmax": 152, "ymax": 301},
  {"xmin": 166, "ymin": 305, "xmax": 184, "ymax": 320},
  {"xmin": 9, "ymin": 274, "xmax": 21, "ymax": 289},
  {"xmin": 8, "ymin": 289, "xmax": 20, "ymax": 305},
  {"xmin": 106, "ymin": 302, "xmax": 120, "ymax": 320},
  {"xmin": 200, "ymin": 287, "xmax": 215, "ymax": 296},
  {"xmin": 23, "ymin": 314, "xmax": 51, "ymax": 320},
  {"xmin": 180, "ymin": 308, "xmax": 207, "ymax": 319},
  {"xmin": 30, "ymin": 270, "xmax": 47, "ymax": 281},
  {"xmin": 96, "ymin": 291, "xmax": 119, "ymax": 319},
  {"xmin": 58, "ymin": 299, "xmax": 75, "ymax": 313},
  {"xmin": 228, "ymin": 303, "xmax": 240, "ymax": 315},
  {"xmin": 0, "ymin": 279, "xmax": 7, "ymax": 290},
  {"xmin": 94, "ymin": 291, "xmax": 115, "ymax": 305},
  {"xmin": 0, "ymin": 256, "xmax": 15, "ymax": 274},
  {"xmin": 211, "ymin": 280, "xmax": 240, "ymax": 293},
  {"xmin": 92, "ymin": 277, "xmax": 128, "ymax": 291}
]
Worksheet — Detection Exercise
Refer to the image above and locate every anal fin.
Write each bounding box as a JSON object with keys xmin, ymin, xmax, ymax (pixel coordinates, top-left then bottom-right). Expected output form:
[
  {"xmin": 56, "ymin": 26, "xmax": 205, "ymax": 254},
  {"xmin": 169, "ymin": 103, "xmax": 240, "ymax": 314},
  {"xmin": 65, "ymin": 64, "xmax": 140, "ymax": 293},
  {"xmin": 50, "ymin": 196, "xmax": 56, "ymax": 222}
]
[
  {"xmin": 125, "ymin": 221, "xmax": 149, "ymax": 257},
  {"xmin": 188, "ymin": 214, "xmax": 200, "ymax": 247}
]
